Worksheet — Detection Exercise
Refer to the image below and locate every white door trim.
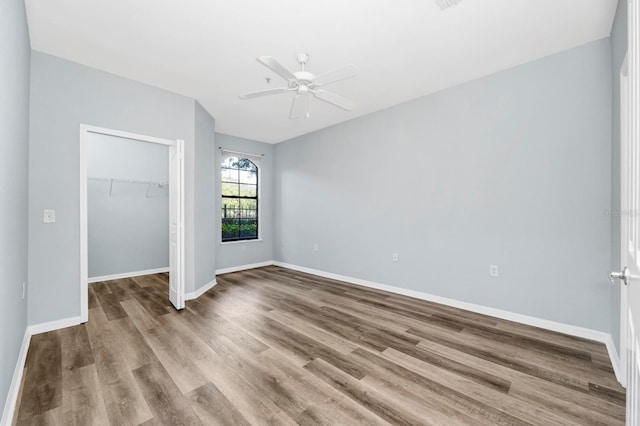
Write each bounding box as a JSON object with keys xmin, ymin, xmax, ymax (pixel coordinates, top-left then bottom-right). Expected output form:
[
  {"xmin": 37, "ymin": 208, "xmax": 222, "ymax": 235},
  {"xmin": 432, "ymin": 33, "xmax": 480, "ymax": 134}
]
[{"xmin": 79, "ymin": 124, "xmax": 185, "ymax": 321}]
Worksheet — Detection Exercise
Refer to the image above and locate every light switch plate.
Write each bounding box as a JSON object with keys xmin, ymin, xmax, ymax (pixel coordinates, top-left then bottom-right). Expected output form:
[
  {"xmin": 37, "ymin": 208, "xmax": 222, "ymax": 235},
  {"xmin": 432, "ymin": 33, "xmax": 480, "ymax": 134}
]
[{"xmin": 43, "ymin": 209, "xmax": 56, "ymax": 223}]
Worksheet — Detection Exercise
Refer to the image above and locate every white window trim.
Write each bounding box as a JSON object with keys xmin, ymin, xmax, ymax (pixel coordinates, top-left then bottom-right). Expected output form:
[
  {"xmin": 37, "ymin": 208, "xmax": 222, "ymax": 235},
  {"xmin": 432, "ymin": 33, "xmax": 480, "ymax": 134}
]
[{"xmin": 220, "ymin": 239, "xmax": 264, "ymax": 246}]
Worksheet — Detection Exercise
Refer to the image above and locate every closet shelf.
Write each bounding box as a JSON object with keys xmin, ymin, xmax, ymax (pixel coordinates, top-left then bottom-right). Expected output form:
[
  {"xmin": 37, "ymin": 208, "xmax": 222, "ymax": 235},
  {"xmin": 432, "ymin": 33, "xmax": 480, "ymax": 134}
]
[{"xmin": 88, "ymin": 177, "xmax": 168, "ymax": 197}]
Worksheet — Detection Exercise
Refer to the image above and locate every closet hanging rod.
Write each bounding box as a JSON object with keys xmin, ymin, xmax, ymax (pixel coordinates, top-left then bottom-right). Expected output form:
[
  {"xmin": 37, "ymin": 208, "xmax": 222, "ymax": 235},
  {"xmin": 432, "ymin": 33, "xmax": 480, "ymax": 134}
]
[
  {"xmin": 88, "ymin": 177, "xmax": 168, "ymax": 186},
  {"xmin": 88, "ymin": 177, "xmax": 168, "ymax": 198}
]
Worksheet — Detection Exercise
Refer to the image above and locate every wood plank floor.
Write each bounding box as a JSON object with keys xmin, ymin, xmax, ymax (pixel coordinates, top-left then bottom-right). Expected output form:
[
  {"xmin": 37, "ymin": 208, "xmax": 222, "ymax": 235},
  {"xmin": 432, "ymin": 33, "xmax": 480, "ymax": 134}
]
[{"xmin": 14, "ymin": 266, "xmax": 625, "ymax": 425}]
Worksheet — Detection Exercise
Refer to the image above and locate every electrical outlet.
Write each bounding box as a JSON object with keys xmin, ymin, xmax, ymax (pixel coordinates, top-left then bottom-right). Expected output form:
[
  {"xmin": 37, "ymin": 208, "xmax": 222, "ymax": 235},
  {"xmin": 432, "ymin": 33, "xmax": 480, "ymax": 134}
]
[
  {"xmin": 489, "ymin": 265, "xmax": 500, "ymax": 277},
  {"xmin": 314, "ymin": 243, "xmax": 319, "ymax": 252},
  {"xmin": 22, "ymin": 282, "xmax": 26, "ymax": 299},
  {"xmin": 43, "ymin": 209, "xmax": 56, "ymax": 223},
  {"xmin": 392, "ymin": 253, "xmax": 399, "ymax": 262}
]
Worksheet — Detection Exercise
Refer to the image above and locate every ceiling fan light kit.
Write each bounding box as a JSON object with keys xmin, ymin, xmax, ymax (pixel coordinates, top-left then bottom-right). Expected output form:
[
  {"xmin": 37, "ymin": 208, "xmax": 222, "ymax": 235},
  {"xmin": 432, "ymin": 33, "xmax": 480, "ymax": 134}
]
[{"xmin": 239, "ymin": 53, "xmax": 358, "ymax": 119}]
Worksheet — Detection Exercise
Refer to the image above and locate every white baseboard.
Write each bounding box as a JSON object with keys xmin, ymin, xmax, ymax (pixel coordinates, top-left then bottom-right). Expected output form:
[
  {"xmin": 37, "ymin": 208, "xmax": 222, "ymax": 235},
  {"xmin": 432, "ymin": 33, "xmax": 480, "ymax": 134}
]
[
  {"xmin": 215, "ymin": 261, "xmax": 274, "ymax": 276},
  {"xmin": 1, "ymin": 329, "xmax": 30, "ymax": 426},
  {"xmin": 272, "ymin": 261, "xmax": 622, "ymax": 383},
  {"xmin": 2, "ymin": 316, "xmax": 86, "ymax": 425},
  {"xmin": 185, "ymin": 279, "xmax": 218, "ymax": 300},
  {"xmin": 88, "ymin": 267, "xmax": 169, "ymax": 283},
  {"xmin": 604, "ymin": 335, "xmax": 623, "ymax": 385},
  {"xmin": 27, "ymin": 316, "xmax": 84, "ymax": 336}
]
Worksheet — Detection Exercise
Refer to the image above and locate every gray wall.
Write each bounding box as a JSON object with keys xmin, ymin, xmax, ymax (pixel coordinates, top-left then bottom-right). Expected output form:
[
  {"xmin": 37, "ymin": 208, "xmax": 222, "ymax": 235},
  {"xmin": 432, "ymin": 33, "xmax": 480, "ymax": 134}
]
[
  {"xmin": 87, "ymin": 133, "xmax": 169, "ymax": 278},
  {"xmin": 194, "ymin": 102, "xmax": 217, "ymax": 287},
  {"xmin": 610, "ymin": 0, "xmax": 628, "ymax": 352},
  {"xmin": 28, "ymin": 52, "xmax": 217, "ymax": 324},
  {"xmin": 0, "ymin": 0, "xmax": 30, "ymax": 417},
  {"xmin": 216, "ymin": 133, "xmax": 275, "ymax": 270},
  {"xmin": 275, "ymin": 39, "xmax": 613, "ymax": 332}
]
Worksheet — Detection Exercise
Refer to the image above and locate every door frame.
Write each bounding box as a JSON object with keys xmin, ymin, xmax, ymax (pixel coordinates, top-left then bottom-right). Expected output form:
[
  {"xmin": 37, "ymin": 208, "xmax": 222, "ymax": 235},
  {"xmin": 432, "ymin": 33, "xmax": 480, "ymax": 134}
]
[
  {"xmin": 79, "ymin": 124, "xmax": 185, "ymax": 322},
  {"xmin": 620, "ymin": 53, "xmax": 630, "ymax": 389}
]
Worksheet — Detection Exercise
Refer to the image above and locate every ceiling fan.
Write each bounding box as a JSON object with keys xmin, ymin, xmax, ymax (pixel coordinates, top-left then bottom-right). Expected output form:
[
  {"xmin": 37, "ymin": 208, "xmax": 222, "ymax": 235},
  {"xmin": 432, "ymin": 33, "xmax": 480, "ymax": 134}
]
[{"xmin": 239, "ymin": 53, "xmax": 358, "ymax": 119}]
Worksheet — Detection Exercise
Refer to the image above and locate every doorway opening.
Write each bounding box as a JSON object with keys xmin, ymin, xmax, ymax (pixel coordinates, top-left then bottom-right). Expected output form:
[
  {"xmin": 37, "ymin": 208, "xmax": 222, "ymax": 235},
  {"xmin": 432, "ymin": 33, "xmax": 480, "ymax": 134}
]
[{"xmin": 79, "ymin": 125, "xmax": 185, "ymax": 322}]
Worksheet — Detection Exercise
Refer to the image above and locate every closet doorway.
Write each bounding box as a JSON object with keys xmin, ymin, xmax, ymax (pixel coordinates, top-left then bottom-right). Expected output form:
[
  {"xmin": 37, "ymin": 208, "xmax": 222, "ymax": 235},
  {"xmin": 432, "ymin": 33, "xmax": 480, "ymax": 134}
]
[{"xmin": 79, "ymin": 125, "xmax": 185, "ymax": 322}]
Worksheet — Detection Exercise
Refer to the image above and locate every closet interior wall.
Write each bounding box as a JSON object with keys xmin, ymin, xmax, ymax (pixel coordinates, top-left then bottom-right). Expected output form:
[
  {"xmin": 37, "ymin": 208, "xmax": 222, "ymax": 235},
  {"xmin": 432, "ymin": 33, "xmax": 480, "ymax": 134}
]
[{"xmin": 87, "ymin": 132, "xmax": 170, "ymax": 279}]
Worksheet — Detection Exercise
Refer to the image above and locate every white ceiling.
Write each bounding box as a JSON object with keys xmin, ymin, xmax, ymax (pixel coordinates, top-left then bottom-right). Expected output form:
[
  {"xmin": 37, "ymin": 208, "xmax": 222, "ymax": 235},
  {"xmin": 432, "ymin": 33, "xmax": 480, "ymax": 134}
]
[{"xmin": 25, "ymin": 0, "xmax": 617, "ymax": 143}]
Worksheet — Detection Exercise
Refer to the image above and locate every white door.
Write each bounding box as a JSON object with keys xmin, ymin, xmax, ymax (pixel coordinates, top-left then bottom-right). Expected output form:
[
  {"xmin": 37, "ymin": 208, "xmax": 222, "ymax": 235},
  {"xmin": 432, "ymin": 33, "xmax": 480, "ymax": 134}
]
[
  {"xmin": 169, "ymin": 139, "xmax": 185, "ymax": 310},
  {"xmin": 619, "ymin": 55, "xmax": 631, "ymax": 389},
  {"xmin": 615, "ymin": 0, "xmax": 640, "ymax": 422}
]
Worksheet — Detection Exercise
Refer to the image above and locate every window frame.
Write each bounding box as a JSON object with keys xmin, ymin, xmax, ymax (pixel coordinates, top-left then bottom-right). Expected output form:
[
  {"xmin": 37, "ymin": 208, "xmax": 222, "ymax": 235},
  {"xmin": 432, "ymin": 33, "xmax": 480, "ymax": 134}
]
[{"xmin": 220, "ymin": 156, "xmax": 259, "ymax": 243}]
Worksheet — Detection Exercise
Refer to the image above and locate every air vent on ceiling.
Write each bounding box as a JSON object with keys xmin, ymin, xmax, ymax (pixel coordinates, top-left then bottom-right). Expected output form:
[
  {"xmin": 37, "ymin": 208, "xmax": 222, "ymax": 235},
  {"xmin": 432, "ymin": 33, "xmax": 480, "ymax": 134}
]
[{"xmin": 435, "ymin": 0, "xmax": 463, "ymax": 10}]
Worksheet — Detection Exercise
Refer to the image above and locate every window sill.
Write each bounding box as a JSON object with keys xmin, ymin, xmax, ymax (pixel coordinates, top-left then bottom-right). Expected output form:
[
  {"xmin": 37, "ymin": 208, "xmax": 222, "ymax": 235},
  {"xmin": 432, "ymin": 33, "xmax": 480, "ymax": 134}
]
[{"xmin": 220, "ymin": 239, "xmax": 264, "ymax": 246}]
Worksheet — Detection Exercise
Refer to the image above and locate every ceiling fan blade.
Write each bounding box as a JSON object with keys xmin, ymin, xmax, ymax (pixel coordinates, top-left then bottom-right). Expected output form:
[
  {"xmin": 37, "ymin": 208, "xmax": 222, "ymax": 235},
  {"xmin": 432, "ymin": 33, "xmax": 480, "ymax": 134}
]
[
  {"xmin": 239, "ymin": 87, "xmax": 289, "ymax": 100},
  {"xmin": 314, "ymin": 64, "xmax": 358, "ymax": 87},
  {"xmin": 289, "ymin": 94, "xmax": 309, "ymax": 119},
  {"xmin": 257, "ymin": 56, "xmax": 297, "ymax": 82},
  {"xmin": 312, "ymin": 89, "xmax": 355, "ymax": 111}
]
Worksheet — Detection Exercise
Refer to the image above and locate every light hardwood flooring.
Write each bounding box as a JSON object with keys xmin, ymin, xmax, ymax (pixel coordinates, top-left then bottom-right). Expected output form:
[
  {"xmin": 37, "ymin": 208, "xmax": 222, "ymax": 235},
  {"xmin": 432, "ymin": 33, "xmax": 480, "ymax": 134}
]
[{"xmin": 13, "ymin": 266, "xmax": 625, "ymax": 425}]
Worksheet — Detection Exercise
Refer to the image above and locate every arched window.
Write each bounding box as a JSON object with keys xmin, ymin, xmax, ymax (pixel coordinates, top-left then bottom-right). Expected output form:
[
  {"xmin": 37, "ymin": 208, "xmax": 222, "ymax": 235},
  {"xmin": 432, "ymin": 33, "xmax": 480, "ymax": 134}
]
[{"xmin": 221, "ymin": 156, "xmax": 258, "ymax": 242}]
